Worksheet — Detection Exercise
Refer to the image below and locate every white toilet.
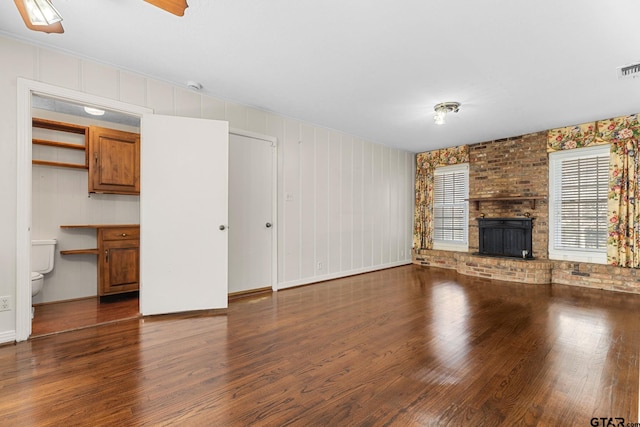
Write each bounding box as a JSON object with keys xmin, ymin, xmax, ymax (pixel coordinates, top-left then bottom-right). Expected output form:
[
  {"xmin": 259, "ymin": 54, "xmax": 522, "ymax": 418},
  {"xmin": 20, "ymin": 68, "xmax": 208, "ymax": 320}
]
[{"xmin": 31, "ymin": 239, "xmax": 57, "ymax": 297}]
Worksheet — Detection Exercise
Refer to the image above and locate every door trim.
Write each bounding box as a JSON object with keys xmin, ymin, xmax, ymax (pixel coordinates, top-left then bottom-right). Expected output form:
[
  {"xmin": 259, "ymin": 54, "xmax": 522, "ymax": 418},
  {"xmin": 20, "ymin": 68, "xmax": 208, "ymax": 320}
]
[
  {"xmin": 16, "ymin": 78, "xmax": 152, "ymax": 341},
  {"xmin": 229, "ymin": 128, "xmax": 278, "ymax": 292}
]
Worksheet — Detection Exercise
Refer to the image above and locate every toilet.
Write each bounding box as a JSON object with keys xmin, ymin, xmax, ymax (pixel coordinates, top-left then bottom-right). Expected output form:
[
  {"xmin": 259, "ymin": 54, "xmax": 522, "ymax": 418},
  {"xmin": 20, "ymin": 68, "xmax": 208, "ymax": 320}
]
[{"xmin": 31, "ymin": 239, "xmax": 57, "ymax": 297}]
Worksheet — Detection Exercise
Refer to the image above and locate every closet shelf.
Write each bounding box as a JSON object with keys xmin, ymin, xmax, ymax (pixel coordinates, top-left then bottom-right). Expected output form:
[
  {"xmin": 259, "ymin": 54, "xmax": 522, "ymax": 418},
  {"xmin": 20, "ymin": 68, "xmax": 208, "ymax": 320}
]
[
  {"xmin": 60, "ymin": 248, "xmax": 99, "ymax": 255},
  {"xmin": 32, "ymin": 118, "xmax": 89, "ymax": 169},
  {"xmin": 32, "ymin": 138, "xmax": 86, "ymax": 151},
  {"xmin": 33, "ymin": 118, "xmax": 88, "ymax": 134},
  {"xmin": 33, "ymin": 160, "xmax": 88, "ymax": 169}
]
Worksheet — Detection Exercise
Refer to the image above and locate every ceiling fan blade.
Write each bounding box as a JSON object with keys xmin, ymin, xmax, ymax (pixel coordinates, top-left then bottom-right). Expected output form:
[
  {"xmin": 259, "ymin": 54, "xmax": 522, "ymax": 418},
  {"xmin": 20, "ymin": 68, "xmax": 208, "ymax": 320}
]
[
  {"xmin": 144, "ymin": 0, "xmax": 189, "ymax": 17},
  {"xmin": 13, "ymin": 0, "xmax": 64, "ymax": 34}
]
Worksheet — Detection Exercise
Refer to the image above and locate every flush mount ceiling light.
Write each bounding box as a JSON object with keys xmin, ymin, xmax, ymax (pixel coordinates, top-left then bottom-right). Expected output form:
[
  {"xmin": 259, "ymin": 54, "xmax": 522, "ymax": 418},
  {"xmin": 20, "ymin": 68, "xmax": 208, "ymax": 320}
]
[
  {"xmin": 84, "ymin": 106, "xmax": 105, "ymax": 116},
  {"xmin": 433, "ymin": 102, "xmax": 461, "ymax": 125}
]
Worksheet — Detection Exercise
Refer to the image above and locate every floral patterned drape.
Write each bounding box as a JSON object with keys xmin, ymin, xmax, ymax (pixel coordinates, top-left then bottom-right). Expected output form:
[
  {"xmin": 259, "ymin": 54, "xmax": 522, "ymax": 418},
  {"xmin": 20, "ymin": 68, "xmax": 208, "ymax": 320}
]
[
  {"xmin": 547, "ymin": 122, "xmax": 601, "ymax": 152},
  {"xmin": 414, "ymin": 145, "xmax": 468, "ymax": 250},
  {"xmin": 602, "ymin": 115, "xmax": 640, "ymax": 267},
  {"xmin": 547, "ymin": 114, "xmax": 640, "ymax": 267}
]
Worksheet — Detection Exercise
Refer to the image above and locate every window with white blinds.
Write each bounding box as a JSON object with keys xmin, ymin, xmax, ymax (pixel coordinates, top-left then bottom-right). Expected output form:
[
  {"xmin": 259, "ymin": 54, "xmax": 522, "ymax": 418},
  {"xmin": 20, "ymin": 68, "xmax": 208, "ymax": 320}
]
[
  {"xmin": 549, "ymin": 145, "xmax": 609, "ymax": 263},
  {"xmin": 433, "ymin": 164, "xmax": 469, "ymax": 251}
]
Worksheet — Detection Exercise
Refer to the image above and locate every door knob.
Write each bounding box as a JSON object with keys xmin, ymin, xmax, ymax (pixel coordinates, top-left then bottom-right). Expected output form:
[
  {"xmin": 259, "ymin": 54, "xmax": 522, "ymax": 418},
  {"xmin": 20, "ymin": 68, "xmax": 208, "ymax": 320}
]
[
  {"xmin": 219, "ymin": 225, "xmax": 226, "ymax": 231},
  {"xmin": 266, "ymin": 222, "xmax": 272, "ymax": 228}
]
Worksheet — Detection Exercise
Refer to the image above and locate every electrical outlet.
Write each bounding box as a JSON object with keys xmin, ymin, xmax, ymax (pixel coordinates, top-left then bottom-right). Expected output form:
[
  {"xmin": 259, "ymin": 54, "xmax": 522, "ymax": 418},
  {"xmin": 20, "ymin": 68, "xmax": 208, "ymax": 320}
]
[
  {"xmin": 317, "ymin": 262, "xmax": 323, "ymax": 270},
  {"xmin": 0, "ymin": 296, "xmax": 10, "ymax": 312}
]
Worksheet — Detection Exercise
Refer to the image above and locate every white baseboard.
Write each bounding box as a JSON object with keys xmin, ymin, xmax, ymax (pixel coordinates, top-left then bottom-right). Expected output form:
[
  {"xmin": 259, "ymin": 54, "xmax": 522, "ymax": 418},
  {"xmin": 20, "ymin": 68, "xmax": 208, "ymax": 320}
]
[
  {"xmin": 277, "ymin": 260, "xmax": 412, "ymax": 291},
  {"xmin": 0, "ymin": 330, "xmax": 16, "ymax": 344}
]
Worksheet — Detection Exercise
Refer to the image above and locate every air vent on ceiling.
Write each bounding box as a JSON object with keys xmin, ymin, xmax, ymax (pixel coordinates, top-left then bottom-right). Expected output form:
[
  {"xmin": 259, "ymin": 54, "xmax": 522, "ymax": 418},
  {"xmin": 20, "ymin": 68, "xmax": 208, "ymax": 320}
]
[{"xmin": 617, "ymin": 62, "xmax": 640, "ymax": 79}]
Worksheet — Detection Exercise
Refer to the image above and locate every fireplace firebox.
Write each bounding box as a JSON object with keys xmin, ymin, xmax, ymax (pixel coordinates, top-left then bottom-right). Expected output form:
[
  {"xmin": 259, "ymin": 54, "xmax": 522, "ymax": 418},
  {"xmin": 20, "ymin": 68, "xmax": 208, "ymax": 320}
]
[{"xmin": 477, "ymin": 218, "xmax": 534, "ymax": 259}]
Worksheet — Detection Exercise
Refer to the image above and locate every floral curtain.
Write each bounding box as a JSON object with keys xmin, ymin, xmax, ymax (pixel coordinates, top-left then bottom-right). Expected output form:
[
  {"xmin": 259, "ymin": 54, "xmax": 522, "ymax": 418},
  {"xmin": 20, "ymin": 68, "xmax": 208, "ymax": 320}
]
[
  {"xmin": 547, "ymin": 122, "xmax": 602, "ymax": 152},
  {"xmin": 547, "ymin": 114, "xmax": 640, "ymax": 267},
  {"xmin": 414, "ymin": 145, "xmax": 468, "ymax": 250},
  {"xmin": 602, "ymin": 115, "xmax": 640, "ymax": 267}
]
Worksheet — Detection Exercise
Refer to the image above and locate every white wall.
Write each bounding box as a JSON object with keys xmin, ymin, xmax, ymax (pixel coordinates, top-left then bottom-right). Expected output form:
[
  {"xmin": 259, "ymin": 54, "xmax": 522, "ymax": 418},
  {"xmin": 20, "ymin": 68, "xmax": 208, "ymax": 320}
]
[{"xmin": 0, "ymin": 35, "xmax": 414, "ymax": 339}]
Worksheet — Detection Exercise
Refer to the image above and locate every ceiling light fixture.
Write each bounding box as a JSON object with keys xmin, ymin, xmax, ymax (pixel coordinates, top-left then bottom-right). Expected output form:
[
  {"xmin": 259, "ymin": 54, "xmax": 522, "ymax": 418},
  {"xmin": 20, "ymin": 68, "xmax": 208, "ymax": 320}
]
[
  {"xmin": 23, "ymin": 0, "xmax": 62, "ymax": 25},
  {"xmin": 13, "ymin": 0, "xmax": 63, "ymax": 33},
  {"xmin": 433, "ymin": 102, "xmax": 461, "ymax": 125},
  {"xmin": 84, "ymin": 106, "xmax": 105, "ymax": 116}
]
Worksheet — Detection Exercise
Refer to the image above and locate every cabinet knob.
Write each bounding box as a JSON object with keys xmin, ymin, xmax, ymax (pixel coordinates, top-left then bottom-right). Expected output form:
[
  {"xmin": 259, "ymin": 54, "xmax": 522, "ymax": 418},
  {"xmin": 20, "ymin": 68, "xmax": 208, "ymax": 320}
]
[
  {"xmin": 266, "ymin": 222, "xmax": 272, "ymax": 228},
  {"xmin": 121, "ymin": 233, "xmax": 127, "ymax": 237},
  {"xmin": 219, "ymin": 225, "xmax": 226, "ymax": 231}
]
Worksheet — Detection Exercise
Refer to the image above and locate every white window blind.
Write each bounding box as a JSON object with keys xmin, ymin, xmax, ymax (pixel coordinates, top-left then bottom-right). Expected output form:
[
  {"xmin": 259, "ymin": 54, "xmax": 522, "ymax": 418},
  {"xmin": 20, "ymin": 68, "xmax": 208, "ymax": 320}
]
[
  {"xmin": 433, "ymin": 165, "xmax": 468, "ymax": 245},
  {"xmin": 551, "ymin": 148, "xmax": 609, "ymax": 252}
]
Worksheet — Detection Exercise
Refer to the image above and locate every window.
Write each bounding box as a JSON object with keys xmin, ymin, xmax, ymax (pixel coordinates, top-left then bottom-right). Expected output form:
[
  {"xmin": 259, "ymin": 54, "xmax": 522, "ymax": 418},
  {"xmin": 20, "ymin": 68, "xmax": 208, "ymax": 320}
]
[
  {"xmin": 549, "ymin": 145, "xmax": 609, "ymax": 263},
  {"xmin": 433, "ymin": 163, "xmax": 469, "ymax": 251}
]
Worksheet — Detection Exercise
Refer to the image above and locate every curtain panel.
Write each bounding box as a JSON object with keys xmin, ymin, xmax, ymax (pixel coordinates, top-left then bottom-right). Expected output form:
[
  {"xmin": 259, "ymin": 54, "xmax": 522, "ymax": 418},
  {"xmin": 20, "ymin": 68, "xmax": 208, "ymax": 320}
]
[
  {"xmin": 547, "ymin": 114, "xmax": 640, "ymax": 267},
  {"xmin": 414, "ymin": 145, "xmax": 468, "ymax": 250},
  {"xmin": 602, "ymin": 115, "xmax": 640, "ymax": 267}
]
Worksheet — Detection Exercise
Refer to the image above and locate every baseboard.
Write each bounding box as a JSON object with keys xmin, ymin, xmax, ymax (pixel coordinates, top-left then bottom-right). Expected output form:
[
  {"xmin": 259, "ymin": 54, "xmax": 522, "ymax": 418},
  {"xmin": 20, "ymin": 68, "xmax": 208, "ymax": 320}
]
[
  {"xmin": 0, "ymin": 330, "xmax": 16, "ymax": 344},
  {"xmin": 277, "ymin": 260, "xmax": 412, "ymax": 291}
]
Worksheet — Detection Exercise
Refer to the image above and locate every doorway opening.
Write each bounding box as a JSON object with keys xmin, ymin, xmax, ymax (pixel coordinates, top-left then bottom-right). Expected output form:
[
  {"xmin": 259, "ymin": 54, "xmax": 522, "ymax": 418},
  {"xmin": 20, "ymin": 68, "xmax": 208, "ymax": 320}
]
[
  {"xmin": 16, "ymin": 79, "xmax": 152, "ymax": 341},
  {"xmin": 30, "ymin": 94, "xmax": 142, "ymax": 336}
]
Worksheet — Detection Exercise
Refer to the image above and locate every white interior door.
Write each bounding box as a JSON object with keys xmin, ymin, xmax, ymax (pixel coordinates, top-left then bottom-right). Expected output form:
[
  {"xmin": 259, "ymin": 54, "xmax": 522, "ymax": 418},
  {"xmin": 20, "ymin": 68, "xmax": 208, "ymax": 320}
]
[
  {"xmin": 140, "ymin": 114, "xmax": 229, "ymax": 315},
  {"xmin": 228, "ymin": 133, "xmax": 274, "ymax": 293}
]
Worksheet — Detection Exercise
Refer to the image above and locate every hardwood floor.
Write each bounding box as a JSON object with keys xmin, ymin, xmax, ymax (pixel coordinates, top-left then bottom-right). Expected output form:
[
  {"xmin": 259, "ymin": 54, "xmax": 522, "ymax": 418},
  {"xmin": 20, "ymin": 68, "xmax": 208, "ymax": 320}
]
[
  {"xmin": 1, "ymin": 265, "xmax": 638, "ymax": 426},
  {"xmin": 31, "ymin": 292, "xmax": 139, "ymax": 337}
]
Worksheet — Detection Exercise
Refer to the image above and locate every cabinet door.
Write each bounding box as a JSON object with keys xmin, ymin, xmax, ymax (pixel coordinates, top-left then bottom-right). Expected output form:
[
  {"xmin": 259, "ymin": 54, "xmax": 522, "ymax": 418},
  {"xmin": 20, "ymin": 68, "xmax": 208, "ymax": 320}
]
[
  {"xmin": 89, "ymin": 126, "xmax": 140, "ymax": 194},
  {"xmin": 101, "ymin": 239, "xmax": 140, "ymax": 296}
]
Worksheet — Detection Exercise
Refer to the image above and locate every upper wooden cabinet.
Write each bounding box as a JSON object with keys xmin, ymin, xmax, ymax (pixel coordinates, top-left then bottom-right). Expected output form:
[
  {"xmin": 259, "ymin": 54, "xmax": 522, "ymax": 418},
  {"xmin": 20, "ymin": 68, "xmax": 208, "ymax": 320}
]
[
  {"xmin": 89, "ymin": 126, "xmax": 140, "ymax": 195},
  {"xmin": 32, "ymin": 119, "xmax": 140, "ymax": 196}
]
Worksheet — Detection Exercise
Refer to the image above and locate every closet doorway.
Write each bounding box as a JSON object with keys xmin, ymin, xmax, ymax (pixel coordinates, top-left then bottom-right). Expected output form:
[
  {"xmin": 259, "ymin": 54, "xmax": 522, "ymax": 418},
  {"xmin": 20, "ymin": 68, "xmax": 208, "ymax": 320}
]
[
  {"xmin": 30, "ymin": 94, "xmax": 142, "ymax": 336},
  {"xmin": 228, "ymin": 131, "xmax": 278, "ymax": 296}
]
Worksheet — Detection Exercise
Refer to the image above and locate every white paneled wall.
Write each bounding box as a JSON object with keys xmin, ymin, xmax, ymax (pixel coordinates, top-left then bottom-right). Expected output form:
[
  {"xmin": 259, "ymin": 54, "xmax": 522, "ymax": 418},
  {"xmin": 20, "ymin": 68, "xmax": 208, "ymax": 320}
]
[
  {"xmin": 0, "ymin": 35, "xmax": 414, "ymax": 337},
  {"xmin": 277, "ymin": 124, "xmax": 415, "ymax": 289}
]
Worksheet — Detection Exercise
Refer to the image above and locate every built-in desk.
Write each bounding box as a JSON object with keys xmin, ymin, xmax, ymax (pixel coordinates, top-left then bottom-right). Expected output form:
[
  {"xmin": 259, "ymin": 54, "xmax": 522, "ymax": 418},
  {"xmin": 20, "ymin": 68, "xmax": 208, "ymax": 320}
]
[{"xmin": 60, "ymin": 224, "xmax": 140, "ymax": 297}]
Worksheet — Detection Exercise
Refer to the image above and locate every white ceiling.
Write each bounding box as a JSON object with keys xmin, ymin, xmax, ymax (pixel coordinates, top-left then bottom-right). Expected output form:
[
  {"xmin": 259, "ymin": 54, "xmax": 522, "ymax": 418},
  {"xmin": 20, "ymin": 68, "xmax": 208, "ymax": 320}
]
[{"xmin": 1, "ymin": 0, "xmax": 639, "ymax": 153}]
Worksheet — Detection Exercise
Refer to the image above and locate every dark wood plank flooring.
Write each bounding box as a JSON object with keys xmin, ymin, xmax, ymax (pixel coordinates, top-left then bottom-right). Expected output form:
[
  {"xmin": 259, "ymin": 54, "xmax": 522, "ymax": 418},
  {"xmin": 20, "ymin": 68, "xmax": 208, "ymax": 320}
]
[
  {"xmin": 1, "ymin": 265, "xmax": 638, "ymax": 426},
  {"xmin": 31, "ymin": 293, "xmax": 140, "ymax": 337}
]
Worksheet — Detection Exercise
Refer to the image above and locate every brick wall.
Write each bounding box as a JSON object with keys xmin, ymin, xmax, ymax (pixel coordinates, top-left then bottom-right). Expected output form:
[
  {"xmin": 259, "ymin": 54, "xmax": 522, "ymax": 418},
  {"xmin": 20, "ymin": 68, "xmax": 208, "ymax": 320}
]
[
  {"xmin": 413, "ymin": 130, "xmax": 640, "ymax": 294},
  {"xmin": 553, "ymin": 261, "xmax": 640, "ymax": 293},
  {"xmin": 413, "ymin": 249, "xmax": 457, "ymax": 270},
  {"xmin": 468, "ymin": 132, "xmax": 549, "ymax": 258}
]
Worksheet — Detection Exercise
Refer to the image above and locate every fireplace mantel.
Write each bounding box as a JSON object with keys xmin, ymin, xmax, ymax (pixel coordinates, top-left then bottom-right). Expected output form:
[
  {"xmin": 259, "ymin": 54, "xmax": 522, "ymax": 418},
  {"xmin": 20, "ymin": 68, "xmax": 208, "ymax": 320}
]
[{"xmin": 467, "ymin": 196, "xmax": 545, "ymax": 210}]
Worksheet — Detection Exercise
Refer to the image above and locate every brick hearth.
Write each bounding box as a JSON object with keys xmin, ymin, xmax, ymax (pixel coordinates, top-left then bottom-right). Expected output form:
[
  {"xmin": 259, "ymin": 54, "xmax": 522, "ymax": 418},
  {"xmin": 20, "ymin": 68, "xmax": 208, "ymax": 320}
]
[{"xmin": 413, "ymin": 249, "xmax": 552, "ymax": 284}]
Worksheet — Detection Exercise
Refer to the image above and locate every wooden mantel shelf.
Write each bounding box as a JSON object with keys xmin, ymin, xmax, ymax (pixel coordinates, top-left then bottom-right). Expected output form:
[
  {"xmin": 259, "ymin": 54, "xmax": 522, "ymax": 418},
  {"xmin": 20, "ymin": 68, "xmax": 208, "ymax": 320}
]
[{"xmin": 467, "ymin": 196, "xmax": 546, "ymax": 210}]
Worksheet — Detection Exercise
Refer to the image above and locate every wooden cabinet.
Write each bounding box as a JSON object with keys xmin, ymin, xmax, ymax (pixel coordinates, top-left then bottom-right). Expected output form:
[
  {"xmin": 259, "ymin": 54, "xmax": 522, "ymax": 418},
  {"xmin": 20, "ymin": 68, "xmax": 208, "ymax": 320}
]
[
  {"xmin": 32, "ymin": 119, "xmax": 140, "ymax": 195},
  {"xmin": 89, "ymin": 126, "xmax": 140, "ymax": 195},
  {"xmin": 98, "ymin": 226, "xmax": 140, "ymax": 296},
  {"xmin": 61, "ymin": 225, "xmax": 140, "ymax": 297}
]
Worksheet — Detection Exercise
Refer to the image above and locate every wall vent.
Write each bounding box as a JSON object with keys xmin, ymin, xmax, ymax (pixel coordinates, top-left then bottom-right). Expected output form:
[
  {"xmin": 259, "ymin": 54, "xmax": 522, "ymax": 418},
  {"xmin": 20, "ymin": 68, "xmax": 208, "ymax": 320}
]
[{"xmin": 617, "ymin": 62, "xmax": 640, "ymax": 79}]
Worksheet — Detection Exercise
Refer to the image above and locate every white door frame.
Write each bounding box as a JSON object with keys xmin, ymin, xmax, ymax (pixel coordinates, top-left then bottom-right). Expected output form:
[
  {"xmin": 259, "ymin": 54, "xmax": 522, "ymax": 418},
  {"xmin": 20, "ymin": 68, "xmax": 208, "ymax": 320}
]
[
  {"xmin": 15, "ymin": 78, "xmax": 152, "ymax": 341},
  {"xmin": 229, "ymin": 128, "xmax": 279, "ymax": 292}
]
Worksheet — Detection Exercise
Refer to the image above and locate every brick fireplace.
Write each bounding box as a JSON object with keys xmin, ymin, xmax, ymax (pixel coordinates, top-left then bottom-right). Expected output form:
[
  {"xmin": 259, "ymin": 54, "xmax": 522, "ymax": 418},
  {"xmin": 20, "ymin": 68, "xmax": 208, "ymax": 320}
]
[
  {"xmin": 414, "ymin": 132, "xmax": 553, "ymax": 284},
  {"xmin": 414, "ymin": 128, "xmax": 640, "ymax": 293}
]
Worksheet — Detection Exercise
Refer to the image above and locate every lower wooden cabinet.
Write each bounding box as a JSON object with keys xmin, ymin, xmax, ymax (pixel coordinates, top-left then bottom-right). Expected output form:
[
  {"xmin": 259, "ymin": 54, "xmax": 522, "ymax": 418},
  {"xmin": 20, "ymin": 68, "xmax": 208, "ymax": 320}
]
[
  {"xmin": 98, "ymin": 226, "xmax": 140, "ymax": 296},
  {"xmin": 61, "ymin": 224, "xmax": 140, "ymax": 297}
]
